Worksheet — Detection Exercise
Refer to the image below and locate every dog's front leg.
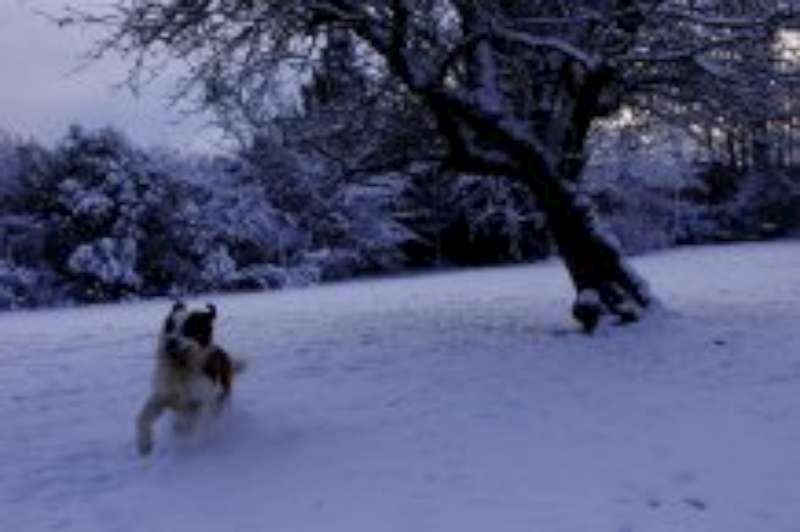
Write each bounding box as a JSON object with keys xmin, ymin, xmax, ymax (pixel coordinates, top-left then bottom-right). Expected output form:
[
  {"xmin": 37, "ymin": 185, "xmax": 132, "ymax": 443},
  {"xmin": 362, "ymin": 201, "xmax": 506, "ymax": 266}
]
[
  {"xmin": 172, "ymin": 400, "xmax": 202, "ymax": 435},
  {"xmin": 136, "ymin": 396, "xmax": 165, "ymax": 455}
]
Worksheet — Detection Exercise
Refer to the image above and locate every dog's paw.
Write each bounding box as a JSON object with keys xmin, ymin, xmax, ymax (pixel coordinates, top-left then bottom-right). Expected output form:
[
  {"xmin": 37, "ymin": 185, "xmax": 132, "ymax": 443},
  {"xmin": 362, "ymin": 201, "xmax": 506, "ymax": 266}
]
[{"xmin": 137, "ymin": 433, "xmax": 154, "ymax": 456}]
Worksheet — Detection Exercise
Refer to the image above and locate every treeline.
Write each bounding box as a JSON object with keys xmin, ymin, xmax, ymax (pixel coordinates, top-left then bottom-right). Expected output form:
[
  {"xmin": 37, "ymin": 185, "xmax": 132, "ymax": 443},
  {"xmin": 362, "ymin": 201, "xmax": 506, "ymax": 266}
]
[
  {"xmin": 0, "ymin": 126, "xmax": 545, "ymax": 308},
  {"xmin": 585, "ymin": 121, "xmax": 800, "ymax": 254},
  {"xmin": 0, "ymin": 122, "xmax": 798, "ymax": 310}
]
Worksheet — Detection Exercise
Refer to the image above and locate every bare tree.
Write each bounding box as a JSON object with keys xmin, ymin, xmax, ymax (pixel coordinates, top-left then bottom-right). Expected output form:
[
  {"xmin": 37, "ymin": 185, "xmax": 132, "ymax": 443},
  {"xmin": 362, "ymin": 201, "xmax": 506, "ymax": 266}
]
[{"xmin": 63, "ymin": 0, "xmax": 800, "ymax": 331}]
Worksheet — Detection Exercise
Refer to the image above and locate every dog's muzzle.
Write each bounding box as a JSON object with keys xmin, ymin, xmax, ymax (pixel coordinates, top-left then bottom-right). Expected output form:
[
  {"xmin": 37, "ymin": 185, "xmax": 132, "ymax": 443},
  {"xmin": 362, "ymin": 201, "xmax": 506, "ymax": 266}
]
[{"xmin": 165, "ymin": 338, "xmax": 192, "ymax": 368}]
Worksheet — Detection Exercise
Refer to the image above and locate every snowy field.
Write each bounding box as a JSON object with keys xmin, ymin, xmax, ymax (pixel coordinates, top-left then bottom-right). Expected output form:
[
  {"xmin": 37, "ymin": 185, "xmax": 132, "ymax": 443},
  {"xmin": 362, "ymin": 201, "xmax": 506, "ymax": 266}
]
[{"xmin": 2, "ymin": 241, "xmax": 800, "ymax": 532}]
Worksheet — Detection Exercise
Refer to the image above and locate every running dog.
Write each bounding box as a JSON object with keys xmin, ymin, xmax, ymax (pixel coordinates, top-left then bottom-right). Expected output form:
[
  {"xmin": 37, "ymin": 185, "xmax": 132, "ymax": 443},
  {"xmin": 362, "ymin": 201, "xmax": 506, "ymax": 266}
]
[{"xmin": 136, "ymin": 301, "xmax": 245, "ymax": 455}]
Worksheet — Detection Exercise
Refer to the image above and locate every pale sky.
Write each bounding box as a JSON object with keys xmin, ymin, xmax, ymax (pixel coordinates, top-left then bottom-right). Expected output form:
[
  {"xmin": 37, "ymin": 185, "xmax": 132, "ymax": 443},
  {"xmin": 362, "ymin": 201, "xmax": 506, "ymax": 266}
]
[{"xmin": 0, "ymin": 0, "xmax": 222, "ymax": 152}]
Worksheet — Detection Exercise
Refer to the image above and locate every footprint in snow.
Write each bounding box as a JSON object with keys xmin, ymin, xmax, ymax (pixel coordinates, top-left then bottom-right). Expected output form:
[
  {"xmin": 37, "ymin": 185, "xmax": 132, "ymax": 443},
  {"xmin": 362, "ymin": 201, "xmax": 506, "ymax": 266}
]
[{"xmin": 683, "ymin": 497, "xmax": 708, "ymax": 511}]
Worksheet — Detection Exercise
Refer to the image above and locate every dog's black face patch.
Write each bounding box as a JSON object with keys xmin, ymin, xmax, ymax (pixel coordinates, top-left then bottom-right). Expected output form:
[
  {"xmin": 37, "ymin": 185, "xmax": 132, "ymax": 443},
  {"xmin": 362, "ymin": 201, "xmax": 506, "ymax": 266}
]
[
  {"xmin": 180, "ymin": 311, "xmax": 214, "ymax": 347},
  {"xmin": 165, "ymin": 338, "xmax": 180, "ymax": 354},
  {"xmin": 164, "ymin": 315, "xmax": 176, "ymax": 334}
]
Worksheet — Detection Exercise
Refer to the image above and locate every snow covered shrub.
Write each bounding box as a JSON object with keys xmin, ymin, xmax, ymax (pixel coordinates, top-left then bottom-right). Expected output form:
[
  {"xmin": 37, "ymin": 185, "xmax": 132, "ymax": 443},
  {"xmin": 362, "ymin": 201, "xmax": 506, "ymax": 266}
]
[
  {"xmin": 0, "ymin": 131, "xmax": 22, "ymax": 201},
  {"xmin": 585, "ymin": 167, "xmax": 711, "ymax": 253},
  {"xmin": 0, "ymin": 261, "xmax": 38, "ymax": 309},
  {"xmin": 2, "ymin": 125, "xmax": 417, "ymax": 306},
  {"xmin": 299, "ymin": 247, "xmax": 364, "ymax": 281},
  {"xmin": 198, "ymin": 246, "xmax": 239, "ymax": 287},
  {"xmin": 162, "ymin": 170, "xmax": 310, "ymax": 292},
  {"xmin": 237, "ymin": 262, "xmax": 322, "ymax": 289},
  {"xmin": 689, "ymin": 163, "xmax": 800, "ymax": 241},
  {"xmin": 396, "ymin": 168, "xmax": 549, "ymax": 266},
  {"xmin": 67, "ymin": 237, "xmax": 141, "ymax": 300},
  {"xmin": 584, "ymin": 122, "xmax": 708, "ymax": 253},
  {"xmin": 585, "ymin": 115, "xmax": 800, "ymax": 250},
  {"xmin": 327, "ymin": 177, "xmax": 415, "ymax": 275},
  {"xmin": 0, "ymin": 214, "xmax": 48, "ymax": 268},
  {"xmin": 444, "ymin": 175, "xmax": 548, "ymax": 265},
  {"xmin": 237, "ymin": 137, "xmax": 414, "ymax": 280},
  {"xmin": 760, "ymin": 167, "xmax": 800, "ymax": 235},
  {"xmin": 0, "ymin": 137, "xmax": 65, "ymax": 308},
  {"xmin": 6, "ymin": 126, "xmax": 180, "ymax": 301},
  {"xmin": 0, "ymin": 260, "xmax": 63, "ymax": 310}
]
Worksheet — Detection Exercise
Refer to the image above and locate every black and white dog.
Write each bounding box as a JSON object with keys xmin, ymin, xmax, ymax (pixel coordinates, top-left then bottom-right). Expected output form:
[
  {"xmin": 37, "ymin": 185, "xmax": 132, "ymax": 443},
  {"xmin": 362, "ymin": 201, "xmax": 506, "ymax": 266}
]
[{"xmin": 136, "ymin": 301, "xmax": 245, "ymax": 455}]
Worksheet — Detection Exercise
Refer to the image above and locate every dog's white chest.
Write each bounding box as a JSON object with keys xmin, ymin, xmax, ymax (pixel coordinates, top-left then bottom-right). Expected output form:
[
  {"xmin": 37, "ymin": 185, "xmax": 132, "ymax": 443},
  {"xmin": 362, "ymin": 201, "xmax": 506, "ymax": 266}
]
[{"xmin": 154, "ymin": 365, "xmax": 217, "ymax": 407}]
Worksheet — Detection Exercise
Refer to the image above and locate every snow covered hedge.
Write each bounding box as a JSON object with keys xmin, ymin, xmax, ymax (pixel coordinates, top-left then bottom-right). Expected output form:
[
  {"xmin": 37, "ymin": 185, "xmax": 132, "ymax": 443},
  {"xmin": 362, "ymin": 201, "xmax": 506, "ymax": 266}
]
[
  {"xmin": 0, "ymin": 123, "xmax": 796, "ymax": 310},
  {"xmin": 0, "ymin": 260, "xmax": 63, "ymax": 310},
  {"xmin": 0, "ymin": 127, "xmax": 448, "ymax": 307},
  {"xmin": 584, "ymin": 122, "xmax": 800, "ymax": 255}
]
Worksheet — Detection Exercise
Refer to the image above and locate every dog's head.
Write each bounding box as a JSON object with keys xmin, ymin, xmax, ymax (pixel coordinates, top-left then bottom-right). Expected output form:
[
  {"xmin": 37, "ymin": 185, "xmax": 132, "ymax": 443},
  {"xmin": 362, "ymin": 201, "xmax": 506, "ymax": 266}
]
[{"xmin": 160, "ymin": 301, "xmax": 217, "ymax": 368}]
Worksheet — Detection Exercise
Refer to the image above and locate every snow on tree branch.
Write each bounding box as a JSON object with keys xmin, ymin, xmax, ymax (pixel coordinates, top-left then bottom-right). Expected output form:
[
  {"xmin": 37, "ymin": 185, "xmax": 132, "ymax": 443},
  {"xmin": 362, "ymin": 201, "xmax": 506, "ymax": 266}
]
[{"xmin": 489, "ymin": 24, "xmax": 601, "ymax": 71}]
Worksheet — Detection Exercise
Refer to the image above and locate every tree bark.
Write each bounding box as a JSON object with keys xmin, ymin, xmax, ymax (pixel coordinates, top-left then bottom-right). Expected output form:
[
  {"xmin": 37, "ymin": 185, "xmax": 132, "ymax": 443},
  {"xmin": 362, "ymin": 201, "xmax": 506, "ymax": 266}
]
[
  {"xmin": 540, "ymin": 63, "xmax": 652, "ymax": 332},
  {"xmin": 530, "ymin": 173, "xmax": 653, "ymax": 333}
]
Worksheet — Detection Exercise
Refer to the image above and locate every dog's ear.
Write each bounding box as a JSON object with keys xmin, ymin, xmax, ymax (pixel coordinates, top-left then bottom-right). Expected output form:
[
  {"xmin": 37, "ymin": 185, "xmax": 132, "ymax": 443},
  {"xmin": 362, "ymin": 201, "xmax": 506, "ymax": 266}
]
[{"xmin": 206, "ymin": 304, "xmax": 217, "ymax": 321}]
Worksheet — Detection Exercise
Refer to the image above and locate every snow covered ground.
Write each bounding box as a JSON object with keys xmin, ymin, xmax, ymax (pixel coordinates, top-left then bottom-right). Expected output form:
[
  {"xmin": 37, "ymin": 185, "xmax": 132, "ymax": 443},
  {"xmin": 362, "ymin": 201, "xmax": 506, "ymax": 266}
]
[{"xmin": 2, "ymin": 241, "xmax": 800, "ymax": 532}]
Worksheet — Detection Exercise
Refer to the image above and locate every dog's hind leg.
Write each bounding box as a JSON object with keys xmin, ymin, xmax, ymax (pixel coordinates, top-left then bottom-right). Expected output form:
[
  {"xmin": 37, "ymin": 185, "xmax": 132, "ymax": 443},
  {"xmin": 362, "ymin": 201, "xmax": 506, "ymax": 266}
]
[{"xmin": 136, "ymin": 396, "xmax": 165, "ymax": 456}]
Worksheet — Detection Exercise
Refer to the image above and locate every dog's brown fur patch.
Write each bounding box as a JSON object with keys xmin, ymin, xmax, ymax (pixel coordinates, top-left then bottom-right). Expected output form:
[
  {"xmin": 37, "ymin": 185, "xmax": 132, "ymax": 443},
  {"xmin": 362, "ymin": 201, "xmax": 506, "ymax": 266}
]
[{"xmin": 202, "ymin": 346, "xmax": 234, "ymax": 398}]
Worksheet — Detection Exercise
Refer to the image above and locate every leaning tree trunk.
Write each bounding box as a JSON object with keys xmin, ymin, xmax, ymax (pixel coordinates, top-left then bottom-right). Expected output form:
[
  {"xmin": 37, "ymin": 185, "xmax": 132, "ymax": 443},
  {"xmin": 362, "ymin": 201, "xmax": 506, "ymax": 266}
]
[
  {"xmin": 525, "ymin": 62, "xmax": 654, "ymax": 333},
  {"xmin": 530, "ymin": 173, "xmax": 654, "ymax": 333}
]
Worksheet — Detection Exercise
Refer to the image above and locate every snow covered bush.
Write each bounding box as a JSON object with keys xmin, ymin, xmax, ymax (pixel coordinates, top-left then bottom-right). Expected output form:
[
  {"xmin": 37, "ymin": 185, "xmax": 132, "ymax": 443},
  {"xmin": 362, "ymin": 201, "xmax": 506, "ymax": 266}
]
[
  {"xmin": 67, "ymin": 237, "xmax": 141, "ymax": 299},
  {"xmin": 238, "ymin": 262, "xmax": 322, "ymax": 289},
  {"xmin": 693, "ymin": 164, "xmax": 800, "ymax": 242},
  {"xmin": 236, "ymin": 137, "xmax": 415, "ymax": 280},
  {"xmin": 0, "ymin": 126, "xmax": 419, "ymax": 305},
  {"xmin": 325, "ymin": 177, "xmax": 415, "ymax": 276},
  {"xmin": 0, "ymin": 140, "xmax": 70, "ymax": 307},
  {"xmin": 0, "ymin": 260, "xmax": 63, "ymax": 310},
  {"xmin": 0, "ymin": 131, "xmax": 22, "ymax": 202},
  {"xmin": 2, "ymin": 116, "xmax": 795, "ymax": 311},
  {"xmin": 396, "ymin": 169, "xmax": 549, "ymax": 266},
  {"xmin": 443, "ymin": 175, "xmax": 549, "ymax": 265},
  {"xmin": 160, "ymin": 168, "xmax": 310, "ymax": 292},
  {"xmin": 0, "ymin": 126, "xmax": 183, "ymax": 301},
  {"xmin": 584, "ymin": 122, "xmax": 711, "ymax": 254}
]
